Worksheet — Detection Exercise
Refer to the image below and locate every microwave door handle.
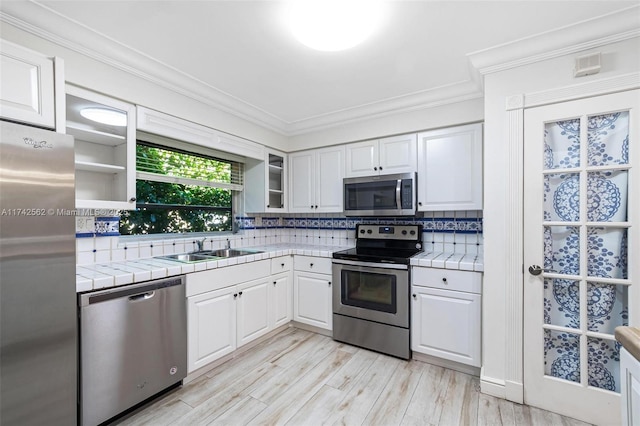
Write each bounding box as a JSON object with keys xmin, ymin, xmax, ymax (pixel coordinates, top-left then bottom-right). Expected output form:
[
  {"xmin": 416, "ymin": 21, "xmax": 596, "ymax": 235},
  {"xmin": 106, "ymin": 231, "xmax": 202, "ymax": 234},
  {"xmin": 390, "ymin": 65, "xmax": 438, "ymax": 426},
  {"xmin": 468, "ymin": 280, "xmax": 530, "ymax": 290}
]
[{"xmin": 396, "ymin": 179, "xmax": 402, "ymax": 210}]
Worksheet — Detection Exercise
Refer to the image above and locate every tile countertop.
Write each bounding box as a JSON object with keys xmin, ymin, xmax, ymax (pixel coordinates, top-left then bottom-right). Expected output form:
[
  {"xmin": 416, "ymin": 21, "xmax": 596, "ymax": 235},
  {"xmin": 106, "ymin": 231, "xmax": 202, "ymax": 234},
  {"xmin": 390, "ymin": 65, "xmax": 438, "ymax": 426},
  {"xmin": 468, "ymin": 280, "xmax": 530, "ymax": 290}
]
[
  {"xmin": 615, "ymin": 326, "xmax": 640, "ymax": 362},
  {"xmin": 410, "ymin": 251, "xmax": 484, "ymax": 272},
  {"xmin": 76, "ymin": 244, "xmax": 484, "ymax": 293}
]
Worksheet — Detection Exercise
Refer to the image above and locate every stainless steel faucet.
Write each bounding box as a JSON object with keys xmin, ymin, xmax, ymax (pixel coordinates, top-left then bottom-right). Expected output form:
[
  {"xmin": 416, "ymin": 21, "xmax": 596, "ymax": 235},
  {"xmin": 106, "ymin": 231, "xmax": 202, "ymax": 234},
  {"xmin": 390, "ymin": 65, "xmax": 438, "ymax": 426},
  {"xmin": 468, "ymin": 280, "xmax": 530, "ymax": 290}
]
[{"xmin": 195, "ymin": 237, "xmax": 206, "ymax": 252}]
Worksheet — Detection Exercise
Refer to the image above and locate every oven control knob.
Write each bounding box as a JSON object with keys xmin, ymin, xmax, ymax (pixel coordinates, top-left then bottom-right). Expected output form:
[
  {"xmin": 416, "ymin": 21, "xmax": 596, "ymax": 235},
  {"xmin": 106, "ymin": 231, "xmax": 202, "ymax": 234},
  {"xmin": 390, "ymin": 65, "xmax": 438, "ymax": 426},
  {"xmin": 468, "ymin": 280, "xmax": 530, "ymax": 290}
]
[
  {"xmin": 360, "ymin": 229, "xmax": 365, "ymax": 234},
  {"xmin": 402, "ymin": 230, "xmax": 407, "ymax": 235},
  {"xmin": 367, "ymin": 229, "xmax": 372, "ymax": 234},
  {"xmin": 410, "ymin": 230, "xmax": 416, "ymax": 235}
]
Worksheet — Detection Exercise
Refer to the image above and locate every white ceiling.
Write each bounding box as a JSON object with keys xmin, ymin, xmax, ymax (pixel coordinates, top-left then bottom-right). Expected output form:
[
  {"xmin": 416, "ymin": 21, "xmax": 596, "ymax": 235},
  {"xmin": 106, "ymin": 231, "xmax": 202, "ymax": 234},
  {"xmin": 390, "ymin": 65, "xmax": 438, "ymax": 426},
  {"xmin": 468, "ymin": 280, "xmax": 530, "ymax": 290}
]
[{"xmin": 2, "ymin": 1, "xmax": 639, "ymax": 135}]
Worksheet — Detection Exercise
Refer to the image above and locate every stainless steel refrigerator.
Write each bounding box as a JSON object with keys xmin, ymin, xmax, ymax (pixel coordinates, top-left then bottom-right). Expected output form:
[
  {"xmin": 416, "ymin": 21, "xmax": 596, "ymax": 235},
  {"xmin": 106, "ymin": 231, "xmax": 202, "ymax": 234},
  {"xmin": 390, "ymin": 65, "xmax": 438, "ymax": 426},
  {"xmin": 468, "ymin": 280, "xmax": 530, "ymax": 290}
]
[{"xmin": 0, "ymin": 120, "xmax": 77, "ymax": 425}]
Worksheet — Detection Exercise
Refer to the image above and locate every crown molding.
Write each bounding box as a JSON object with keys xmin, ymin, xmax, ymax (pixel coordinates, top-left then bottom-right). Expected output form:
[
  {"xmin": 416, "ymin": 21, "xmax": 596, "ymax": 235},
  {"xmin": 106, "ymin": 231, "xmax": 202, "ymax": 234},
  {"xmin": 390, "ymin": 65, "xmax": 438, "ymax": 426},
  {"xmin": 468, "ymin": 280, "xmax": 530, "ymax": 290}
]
[
  {"xmin": 0, "ymin": 1, "xmax": 485, "ymax": 137},
  {"xmin": 468, "ymin": 5, "xmax": 640, "ymax": 75},
  {"xmin": 0, "ymin": 1, "xmax": 290, "ymax": 134}
]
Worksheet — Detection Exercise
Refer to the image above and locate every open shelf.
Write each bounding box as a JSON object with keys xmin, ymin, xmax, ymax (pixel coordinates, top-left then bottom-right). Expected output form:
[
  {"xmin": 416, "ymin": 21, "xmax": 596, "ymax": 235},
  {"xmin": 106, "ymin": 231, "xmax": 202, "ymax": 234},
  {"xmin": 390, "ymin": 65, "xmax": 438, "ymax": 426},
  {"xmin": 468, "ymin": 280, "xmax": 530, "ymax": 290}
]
[
  {"xmin": 67, "ymin": 122, "xmax": 126, "ymax": 146},
  {"xmin": 75, "ymin": 161, "xmax": 125, "ymax": 173}
]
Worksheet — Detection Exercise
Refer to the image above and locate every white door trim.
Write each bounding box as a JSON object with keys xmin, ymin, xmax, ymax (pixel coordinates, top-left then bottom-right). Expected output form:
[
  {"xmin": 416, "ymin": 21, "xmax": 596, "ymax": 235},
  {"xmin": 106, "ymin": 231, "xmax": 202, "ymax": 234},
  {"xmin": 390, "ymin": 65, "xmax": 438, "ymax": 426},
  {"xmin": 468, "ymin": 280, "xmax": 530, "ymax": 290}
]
[{"xmin": 486, "ymin": 71, "xmax": 640, "ymax": 404}]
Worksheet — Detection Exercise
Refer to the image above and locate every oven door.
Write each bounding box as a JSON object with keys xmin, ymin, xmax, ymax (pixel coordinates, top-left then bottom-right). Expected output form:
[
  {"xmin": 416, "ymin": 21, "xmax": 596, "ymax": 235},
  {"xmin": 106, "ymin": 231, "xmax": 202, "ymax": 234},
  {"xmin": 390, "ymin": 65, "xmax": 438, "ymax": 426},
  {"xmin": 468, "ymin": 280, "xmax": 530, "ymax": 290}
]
[{"xmin": 332, "ymin": 259, "xmax": 409, "ymax": 328}]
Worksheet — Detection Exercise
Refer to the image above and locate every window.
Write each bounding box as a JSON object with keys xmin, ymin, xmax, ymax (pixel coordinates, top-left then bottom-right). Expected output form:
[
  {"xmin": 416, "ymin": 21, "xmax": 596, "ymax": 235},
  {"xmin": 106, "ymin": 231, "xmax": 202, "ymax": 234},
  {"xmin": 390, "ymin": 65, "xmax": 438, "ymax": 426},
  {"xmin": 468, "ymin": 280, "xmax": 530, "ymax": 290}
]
[{"xmin": 120, "ymin": 141, "xmax": 243, "ymax": 235}]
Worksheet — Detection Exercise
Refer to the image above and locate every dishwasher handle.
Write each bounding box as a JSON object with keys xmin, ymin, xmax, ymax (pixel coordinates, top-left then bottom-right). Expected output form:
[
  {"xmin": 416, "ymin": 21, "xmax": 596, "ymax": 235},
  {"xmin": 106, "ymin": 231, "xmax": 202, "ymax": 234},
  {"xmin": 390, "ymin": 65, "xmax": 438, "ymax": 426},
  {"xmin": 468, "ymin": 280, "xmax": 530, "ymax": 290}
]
[
  {"xmin": 128, "ymin": 291, "xmax": 155, "ymax": 302},
  {"xmin": 79, "ymin": 276, "xmax": 184, "ymax": 307}
]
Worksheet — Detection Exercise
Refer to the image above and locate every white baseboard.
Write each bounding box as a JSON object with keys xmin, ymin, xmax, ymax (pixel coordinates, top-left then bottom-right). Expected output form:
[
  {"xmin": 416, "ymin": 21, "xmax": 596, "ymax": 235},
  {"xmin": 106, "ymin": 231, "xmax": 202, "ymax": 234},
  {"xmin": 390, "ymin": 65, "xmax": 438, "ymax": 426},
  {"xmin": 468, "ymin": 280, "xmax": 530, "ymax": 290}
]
[
  {"xmin": 480, "ymin": 367, "xmax": 506, "ymax": 398},
  {"xmin": 505, "ymin": 380, "xmax": 524, "ymax": 404}
]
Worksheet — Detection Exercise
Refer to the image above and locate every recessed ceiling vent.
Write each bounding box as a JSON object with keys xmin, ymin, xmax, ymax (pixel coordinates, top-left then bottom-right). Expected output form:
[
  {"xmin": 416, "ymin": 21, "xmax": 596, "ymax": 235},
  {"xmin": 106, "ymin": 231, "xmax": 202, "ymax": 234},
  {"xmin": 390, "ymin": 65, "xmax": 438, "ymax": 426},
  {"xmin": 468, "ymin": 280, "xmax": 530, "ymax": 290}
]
[{"xmin": 574, "ymin": 52, "xmax": 601, "ymax": 77}]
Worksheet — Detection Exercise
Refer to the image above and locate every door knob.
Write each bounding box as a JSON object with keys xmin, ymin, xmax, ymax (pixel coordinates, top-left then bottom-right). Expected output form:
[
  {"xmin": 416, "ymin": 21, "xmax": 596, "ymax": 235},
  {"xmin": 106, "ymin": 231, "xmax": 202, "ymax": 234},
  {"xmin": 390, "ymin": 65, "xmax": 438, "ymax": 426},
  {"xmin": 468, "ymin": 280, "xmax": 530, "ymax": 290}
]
[{"xmin": 528, "ymin": 265, "xmax": 543, "ymax": 276}]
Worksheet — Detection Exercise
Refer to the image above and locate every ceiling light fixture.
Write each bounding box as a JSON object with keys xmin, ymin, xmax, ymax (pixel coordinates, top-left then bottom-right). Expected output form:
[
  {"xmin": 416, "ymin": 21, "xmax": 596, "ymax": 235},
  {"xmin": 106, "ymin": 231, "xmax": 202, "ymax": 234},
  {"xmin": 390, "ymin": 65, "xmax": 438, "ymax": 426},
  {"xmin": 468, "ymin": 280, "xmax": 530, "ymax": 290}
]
[
  {"xmin": 80, "ymin": 107, "xmax": 127, "ymax": 127},
  {"xmin": 287, "ymin": 0, "xmax": 383, "ymax": 52}
]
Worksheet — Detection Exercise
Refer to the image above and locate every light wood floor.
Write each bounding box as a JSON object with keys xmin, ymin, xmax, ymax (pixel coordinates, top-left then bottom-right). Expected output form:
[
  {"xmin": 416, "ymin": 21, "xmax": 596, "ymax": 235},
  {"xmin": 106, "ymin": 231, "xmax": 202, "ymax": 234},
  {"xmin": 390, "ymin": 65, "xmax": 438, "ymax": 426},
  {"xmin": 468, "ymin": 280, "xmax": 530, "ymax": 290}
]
[{"xmin": 115, "ymin": 327, "xmax": 590, "ymax": 426}]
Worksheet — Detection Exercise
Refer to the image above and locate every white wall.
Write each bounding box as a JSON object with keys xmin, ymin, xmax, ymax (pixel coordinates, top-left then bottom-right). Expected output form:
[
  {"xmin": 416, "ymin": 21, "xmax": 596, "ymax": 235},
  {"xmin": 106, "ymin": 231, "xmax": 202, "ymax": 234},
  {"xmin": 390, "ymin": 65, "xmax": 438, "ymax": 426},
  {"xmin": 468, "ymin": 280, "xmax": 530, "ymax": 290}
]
[
  {"xmin": 0, "ymin": 23, "xmax": 289, "ymax": 151},
  {"xmin": 482, "ymin": 36, "xmax": 640, "ymax": 396}
]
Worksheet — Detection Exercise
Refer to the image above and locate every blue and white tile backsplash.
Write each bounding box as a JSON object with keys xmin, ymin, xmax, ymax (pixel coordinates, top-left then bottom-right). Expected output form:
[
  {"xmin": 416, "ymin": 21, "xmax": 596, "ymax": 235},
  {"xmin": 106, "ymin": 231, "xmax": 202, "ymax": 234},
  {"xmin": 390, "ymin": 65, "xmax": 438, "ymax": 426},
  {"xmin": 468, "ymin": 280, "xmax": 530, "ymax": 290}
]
[{"xmin": 76, "ymin": 210, "xmax": 483, "ymax": 265}]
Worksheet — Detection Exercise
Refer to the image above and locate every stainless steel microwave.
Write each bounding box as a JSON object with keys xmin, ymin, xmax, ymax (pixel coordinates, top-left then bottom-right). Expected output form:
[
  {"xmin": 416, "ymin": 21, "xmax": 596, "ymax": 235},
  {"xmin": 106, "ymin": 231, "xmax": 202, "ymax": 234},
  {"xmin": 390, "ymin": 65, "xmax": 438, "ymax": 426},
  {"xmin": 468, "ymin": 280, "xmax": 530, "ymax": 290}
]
[{"xmin": 343, "ymin": 172, "xmax": 416, "ymax": 216}]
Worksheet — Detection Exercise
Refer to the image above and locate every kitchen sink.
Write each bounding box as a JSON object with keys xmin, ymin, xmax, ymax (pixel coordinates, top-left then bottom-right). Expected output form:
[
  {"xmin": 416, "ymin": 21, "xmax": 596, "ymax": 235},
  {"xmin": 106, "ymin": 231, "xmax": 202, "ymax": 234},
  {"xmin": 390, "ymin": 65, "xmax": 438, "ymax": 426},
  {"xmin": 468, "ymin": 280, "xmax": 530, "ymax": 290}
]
[
  {"xmin": 160, "ymin": 248, "xmax": 263, "ymax": 263},
  {"xmin": 194, "ymin": 248, "xmax": 263, "ymax": 258},
  {"xmin": 160, "ymin": 253, "xmax": 217, "ymax": 263}
]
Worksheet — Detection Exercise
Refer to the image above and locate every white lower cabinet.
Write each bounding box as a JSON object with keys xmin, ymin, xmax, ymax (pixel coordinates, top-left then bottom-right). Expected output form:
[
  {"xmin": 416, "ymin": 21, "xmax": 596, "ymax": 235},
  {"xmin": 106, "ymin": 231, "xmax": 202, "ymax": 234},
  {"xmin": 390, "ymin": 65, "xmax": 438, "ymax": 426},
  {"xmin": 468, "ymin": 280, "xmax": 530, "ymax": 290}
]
[
  {"xmin": 188, "ymin": 286, "xmax": 237, "ymax": 372},
  {"xmin": 186, "ymin": 258, "xmax": 293, "ymax": 373},
  {"xmin": 411, "ymin": 267, "xmax": 482, "ymax": 367},
  {"xmin": 271, "ymin": 272, "xmax": 292, "ymax": 329},
  {"xmin": 621, "ymin": 347, "xmax": 640, "ymax": 426},
  {"xmin": 236, "ymin": 278, "xmax": 271, "ymax": 347},
  {"xmin": 293, "ymin": 271, "xmax": 332, "ymax": 330}
]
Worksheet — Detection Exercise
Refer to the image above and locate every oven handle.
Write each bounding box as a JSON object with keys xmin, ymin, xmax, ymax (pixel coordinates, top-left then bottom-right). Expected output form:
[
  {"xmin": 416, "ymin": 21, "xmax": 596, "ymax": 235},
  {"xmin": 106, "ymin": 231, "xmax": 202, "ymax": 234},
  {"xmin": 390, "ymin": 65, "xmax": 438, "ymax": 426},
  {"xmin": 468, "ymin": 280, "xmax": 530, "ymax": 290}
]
[
  {"xmin": 331, "ymin": 258, "xmax": 408, "ymax": 270},
  {"xmin": 396, "ymin": 179, "xmax": 402, "ymax": 211}
]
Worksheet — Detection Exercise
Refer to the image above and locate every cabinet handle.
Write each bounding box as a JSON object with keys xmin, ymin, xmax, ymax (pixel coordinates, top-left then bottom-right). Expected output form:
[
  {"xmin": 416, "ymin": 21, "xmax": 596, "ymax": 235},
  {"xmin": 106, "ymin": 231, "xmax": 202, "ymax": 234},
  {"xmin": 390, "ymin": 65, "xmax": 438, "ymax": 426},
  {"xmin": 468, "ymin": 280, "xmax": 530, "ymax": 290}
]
[
  {"xmin": 315, "ymin": 205, "xmax": 318, "ymax": 209},
  {"xmin": 379, "ymin": 166, "xmax": 383, "ymax": 170},
  {"xmin": 442, "ymin": 278, "xmax": 448, "ymax": 284},
  {"xmin": 328, "ymin": 281, "xmax": 331, "ymax": 286},
  {"xmin": 310, "ymin": 263, "xmax": 314, "ymax": 268},
  {"xmin": 281, "ymin": 263, "xmax": 285, "ymax": 267},
  {"xmin": 267, "ymin": 204, "xmax": 270, "ymax": 208},
  {"xmin": 418, "ymin": 202, "xmax": 423, "ymax": 206},
  {"xmin": 273, "ymin": 281, "xmax": 277, "ymax": 286},
  {"xmin": 233, "ymin": 293, "xmax": 238, "ymax": 298},
  {"xmin": 374, "ymin": 166, "xmax": 378, "ymax": 171},
  {"xmin": 412, "ymin": 294, "xmax": 417, "ymax": 299},
  {"xmin": 310, "ymin": 205, "xmax": 313, "ymax": 209},
  {"xmin": 129, "ymin": 197, "xmax": 137, "ymax": 203},
  {"xmin": 239, "ymin": 291, "xmax": 243, "ymax": 296}
]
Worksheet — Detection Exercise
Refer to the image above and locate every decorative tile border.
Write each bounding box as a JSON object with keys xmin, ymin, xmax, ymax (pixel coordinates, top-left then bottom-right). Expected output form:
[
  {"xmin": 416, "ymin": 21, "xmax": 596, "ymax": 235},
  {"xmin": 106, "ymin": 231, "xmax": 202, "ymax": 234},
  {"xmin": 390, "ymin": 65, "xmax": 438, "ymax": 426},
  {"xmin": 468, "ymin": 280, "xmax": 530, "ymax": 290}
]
[{"xmin": 76, "ymin": 216, "xmax": 120, "ymax": 238}]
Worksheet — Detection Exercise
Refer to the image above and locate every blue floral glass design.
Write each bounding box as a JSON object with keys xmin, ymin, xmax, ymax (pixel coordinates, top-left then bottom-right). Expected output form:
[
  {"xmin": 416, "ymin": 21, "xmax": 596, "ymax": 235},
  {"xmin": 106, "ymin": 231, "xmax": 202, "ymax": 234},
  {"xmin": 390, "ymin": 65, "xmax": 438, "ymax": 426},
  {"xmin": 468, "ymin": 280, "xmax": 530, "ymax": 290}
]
[
  {"xmin": 544, "ymin": 279, "xmax": 580, "ymax": 329},
  {"xmin": 587, "ymin": 282, "xmax": 629, "ymax": 334},
  {"xmin": 588, "ymin": 111, "xmax": 629, "ymax": 166},
  {"xmin": 544, "ymin": 119, "xmax": 581, "ymax": 169},
  {"xmin": 587, "ymin": 227, "xmax": 627, "ymax": 279},
  {"xmin": 545, "ymin": 330, "xmax": 580, "ymax": 383},
  {"xmin": 544, "ymin": 173, "xmax": 579, "ymax": 222},
  {"xmin": 544, "ymin": 226, "xmax": 580, "ymax": 275},
  {"xmin": 588, "ymin": 338, "xmax": 620, "ymax": 392},
  {"xmin": 587, "ymin": 171, "xmax": 627, "ymax": 222}
]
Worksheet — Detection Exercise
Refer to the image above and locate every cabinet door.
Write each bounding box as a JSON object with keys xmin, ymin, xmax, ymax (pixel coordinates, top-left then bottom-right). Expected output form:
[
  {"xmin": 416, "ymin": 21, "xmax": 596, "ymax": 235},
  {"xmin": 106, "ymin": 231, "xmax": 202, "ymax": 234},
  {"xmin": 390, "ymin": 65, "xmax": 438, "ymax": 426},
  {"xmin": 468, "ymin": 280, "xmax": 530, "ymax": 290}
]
[
  {"xmin": 271, "ymin": 273, "xmax": 292, "ymax": 329},
  {"xmin": 345, "ymin": 140, "xmax": 378, "ymax": 177},
  {"xmin": 236, "ymin": 278, "xmax": 271, "ymax": 347},
  {"xmin": 315, "ymin": 146, "xmax": 345, "ymax": 212},
  {"xmin": 0, "ymin": 40, "xmax": 55, "ymax": 128},
  {"xmin": 293, "ymin": 271, "xmax": 332, "ymax": 330},
  {"xmin": 187, "ymin": 287, "xmax": 236, "ymax": 373},
  {"xmin": 289, "ymin": 151, "xmax": 315, "ymax": 212},
  {"xmin": 411, "ymin": 286, "xmax": 481, "ymax": 367},
  {"xmin": 378, "ymin": 134, "xmax": 417, "ymax": 175},
  {"xmin": 417, "ymin": 123, "xmax": 482, "ymax": 211}
]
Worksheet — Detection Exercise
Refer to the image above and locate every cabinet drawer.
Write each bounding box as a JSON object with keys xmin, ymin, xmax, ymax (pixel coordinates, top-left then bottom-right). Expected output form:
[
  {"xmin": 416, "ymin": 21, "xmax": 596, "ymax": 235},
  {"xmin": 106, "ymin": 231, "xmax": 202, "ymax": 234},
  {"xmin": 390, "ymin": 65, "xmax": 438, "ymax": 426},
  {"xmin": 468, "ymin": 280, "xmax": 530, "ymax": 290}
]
[
  {"xmin": 271, "ymin": 256, "xmax": 292, "ymax": 274},
  {"xmin": 294, "ymin": 255, "xmax": 332, "ymax": 275},
  {"xmin": 412, "ymin": 267, "xmax": 481, "ymax": 294}
]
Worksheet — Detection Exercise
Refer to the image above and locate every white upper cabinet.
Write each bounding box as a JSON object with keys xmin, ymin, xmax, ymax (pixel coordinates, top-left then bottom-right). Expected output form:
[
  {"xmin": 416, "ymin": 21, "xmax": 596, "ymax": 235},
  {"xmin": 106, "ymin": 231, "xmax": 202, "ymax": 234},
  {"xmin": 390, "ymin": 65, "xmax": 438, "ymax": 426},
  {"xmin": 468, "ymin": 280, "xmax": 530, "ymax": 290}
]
[
  {"xmin": 345, "ymin": 134, "xmax": 417, "ymax": 177},
  {"xmin": 0, "ymin": 40, "xmax": 57, "ymax": 129},
  {"xmin": 417, "ymin": 123, "xmax": 483, "ymax": 211},
  {"xmin": 245, "ymin": 149, "xmax": 287, "ymax": 213},
  {"xmin": 289, "ymin": 146, "xmax": 345, "ymax": 213},
  {"xmin": 66, "ymin": 85, "xmax": 136, "ymax": 210}
]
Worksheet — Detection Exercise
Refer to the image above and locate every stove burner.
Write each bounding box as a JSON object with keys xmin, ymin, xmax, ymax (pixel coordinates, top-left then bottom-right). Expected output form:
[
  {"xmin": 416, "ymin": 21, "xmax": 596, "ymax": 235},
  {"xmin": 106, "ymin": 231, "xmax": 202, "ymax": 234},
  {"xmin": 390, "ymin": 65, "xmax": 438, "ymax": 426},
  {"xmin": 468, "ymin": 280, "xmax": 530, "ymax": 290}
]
[{"xmin": 332, "ymin": 224, "xmax": 423, "ymax": 264}]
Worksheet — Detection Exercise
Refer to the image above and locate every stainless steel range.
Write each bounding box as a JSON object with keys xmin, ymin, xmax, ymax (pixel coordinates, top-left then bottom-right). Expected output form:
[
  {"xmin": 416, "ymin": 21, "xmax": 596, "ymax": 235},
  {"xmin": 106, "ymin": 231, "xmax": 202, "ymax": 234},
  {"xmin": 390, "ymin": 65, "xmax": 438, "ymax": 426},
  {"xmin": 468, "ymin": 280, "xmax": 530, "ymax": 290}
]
[{"xmin": 332, "ymin": 224, "xmax": 423, "ymax": 359}]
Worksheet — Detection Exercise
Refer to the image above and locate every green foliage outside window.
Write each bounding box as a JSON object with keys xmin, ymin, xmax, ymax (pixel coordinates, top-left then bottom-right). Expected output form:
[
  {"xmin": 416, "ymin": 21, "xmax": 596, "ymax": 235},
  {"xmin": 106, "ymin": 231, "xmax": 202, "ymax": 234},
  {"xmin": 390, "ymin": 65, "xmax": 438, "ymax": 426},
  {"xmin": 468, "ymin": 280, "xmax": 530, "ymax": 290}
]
[{"xmin": 120, "ymin": 144, "xmax": 235, "ymax": 235}]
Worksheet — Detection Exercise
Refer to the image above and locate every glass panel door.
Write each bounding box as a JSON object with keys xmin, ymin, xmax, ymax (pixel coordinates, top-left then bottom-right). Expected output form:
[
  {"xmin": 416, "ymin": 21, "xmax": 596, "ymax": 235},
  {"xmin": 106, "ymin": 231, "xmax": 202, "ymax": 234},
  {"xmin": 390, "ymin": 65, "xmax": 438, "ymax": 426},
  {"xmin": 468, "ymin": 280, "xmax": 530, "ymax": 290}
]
[{"xmin": 524, "ymin": 90, "xmax": 638, "ymax": 425}]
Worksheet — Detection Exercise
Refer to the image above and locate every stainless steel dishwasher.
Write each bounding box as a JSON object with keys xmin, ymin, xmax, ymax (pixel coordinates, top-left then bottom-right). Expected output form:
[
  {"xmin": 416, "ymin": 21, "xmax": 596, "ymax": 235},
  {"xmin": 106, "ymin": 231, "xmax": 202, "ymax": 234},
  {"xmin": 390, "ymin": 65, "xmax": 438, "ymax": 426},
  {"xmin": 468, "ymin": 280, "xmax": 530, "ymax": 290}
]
[{"xmin": 79, "ymin": 276, "xmax": 187, "ymax": 426}]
